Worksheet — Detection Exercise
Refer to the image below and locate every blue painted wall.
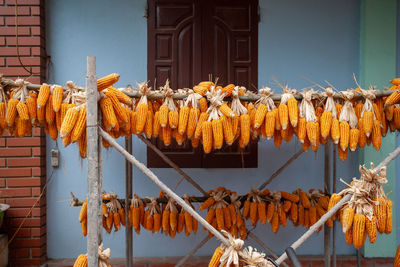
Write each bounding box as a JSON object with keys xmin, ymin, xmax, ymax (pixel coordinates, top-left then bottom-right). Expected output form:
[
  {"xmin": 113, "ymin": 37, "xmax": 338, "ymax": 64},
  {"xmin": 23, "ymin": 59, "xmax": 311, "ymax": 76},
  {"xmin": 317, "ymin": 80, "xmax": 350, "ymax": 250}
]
[{"xmin": 46, "ymin": 0, "xmax": 361, "ymax": 259}]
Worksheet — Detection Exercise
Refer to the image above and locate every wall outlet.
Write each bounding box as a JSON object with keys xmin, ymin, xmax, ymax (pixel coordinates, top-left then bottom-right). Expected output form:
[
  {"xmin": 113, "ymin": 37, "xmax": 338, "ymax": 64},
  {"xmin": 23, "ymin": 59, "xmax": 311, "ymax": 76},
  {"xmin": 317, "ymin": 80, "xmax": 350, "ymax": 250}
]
[{"xmin": 51, "ymin": 149, "xmax": 59, "ymax": 168}]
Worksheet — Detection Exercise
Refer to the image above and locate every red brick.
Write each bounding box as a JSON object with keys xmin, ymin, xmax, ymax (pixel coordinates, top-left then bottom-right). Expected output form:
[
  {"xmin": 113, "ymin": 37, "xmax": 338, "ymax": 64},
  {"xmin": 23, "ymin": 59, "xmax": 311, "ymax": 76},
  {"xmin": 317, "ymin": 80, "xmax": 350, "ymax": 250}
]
[
  {"xmin": 30, "ymin": 6, "xmax": 41, "ymax": 16},
  {"xmin": 6, "ymin": 197, "xmax": 38, "ymax": 207},
  {"xmin": 6, "ymin": 36, "xmax": 42, "ymax": 46},
  {"xmin": 0, "ymin": 178, "xmax": 5, "ymax": 187},
  {"xmin": 9, "ymin": 258, "xmax": 42, "ymax": 266},
  {"xmin": 32, "ymin": 207, "xmax": 44, "ymax": 217},
  {"xmin": 8, "ymin": 227, "xmax": 31, "ymax": 238},
  {"xmin": 0, "ymin": 147, "xmax": 31, "ymax": 157},
  {"xmin": 0, "ymin": 6, "xmax": 30, "ymax": 15},
  {"xmin": 0, "ymin": 0, "xmax": 4, "ymax": 5},
  {"xmin": 30, "ymin": 26, "xmax": 42, "ymax": 35},
  {"xmin": 0, "ymin": 158, "xmax": 5, "ymax": 167},
  {"xmin": 32, "ymin": 127, "xmax": 44, "ymax": 137},
  {"xmin": 6, "ymin": 0, "xmax": 41, "ymax": 5},
  {"xmin": 7, "ymin": 56, "xmax": 42, "ymax": 66},
  {"xmin": 31, "ymin": 225, "xmax": 45, "ymax": 237},
  {"xmin": 7, "ymin": 208, "xmax": 31, "ymax": 217},
  {"xmin": 32, "ymin": 187, "xmax": 40, "ymax": 196},
  {"xmin": 7, "ymin": 157, "xmax": 42, "ymax": 167},
  {"xmin": 6, "ymin": 16, "xmax": 41, "ymax": 26},
  {"xmin": 7, "ymin": 177, "xmax": 42, "ymax": 187},
  {"xmin": 0, "ymin": 188, "xmax": 31, "ymax": 197},
  {"xmin": 0, "ymin": 58, "xmax": 4, "ymax": 66},
  {"xmin": 0, "ymin": 26, "xmax": 30, "ymax": 36},
  {"xmin": 0, "ymin": 138, "xmax": 5, "ymax": 147},
  {"xmin": 31, "ymin": 46, "xmax": 45, "ymax": 56},
  {"xmin": 8, "ymin": 218, "xmax": 41, "ymax": 228},
  {"xmin": 0, "ymin": 168, "xmax": 31, "ymax": 177},
  {"xmin": 26, "ymin": 76, "xmax": 41, "ymax": 84},
  {"xmin": 9, "ymin": 248, "xmax": 30, "ymax": 258},
  {"xmin": 0, "ymin": 66, "xmax": 32, "ymax": 76},
  {"xmin": 0, "ymin": 47, "xmax": 30, "ymax": 56},
  {"xmin": 31, "ymin": 247, "xmax": 45, "ymax": 257},
  {"xmin": 375, "ymin": 259, "xmax": 393, "ymax": 267},
  {"xmin": 7, "ymin": 137, "xmax": 42, "ymax": 147},
  {"xmin": 0, "ymin": 37, "xmax": 5, "ymax": 45},
  {"xmin": 32, "ymin": 167, "xmax": 45, "ymax": 177}
]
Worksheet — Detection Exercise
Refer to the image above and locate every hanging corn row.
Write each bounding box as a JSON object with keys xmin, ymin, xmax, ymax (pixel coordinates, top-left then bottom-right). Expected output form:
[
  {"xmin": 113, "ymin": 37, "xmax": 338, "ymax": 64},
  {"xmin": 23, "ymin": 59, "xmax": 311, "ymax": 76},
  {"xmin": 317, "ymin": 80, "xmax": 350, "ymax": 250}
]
[
  {"xmin": 327, "ymin": 163, "xmax": 393, "ymax": 249},
  {"xmin": 75, "ymin": 187, "xmax": 337, "ymax": 238},
  {"xmin": 1, "ymin": 75, "xmax": 400, "ymax": 161}
]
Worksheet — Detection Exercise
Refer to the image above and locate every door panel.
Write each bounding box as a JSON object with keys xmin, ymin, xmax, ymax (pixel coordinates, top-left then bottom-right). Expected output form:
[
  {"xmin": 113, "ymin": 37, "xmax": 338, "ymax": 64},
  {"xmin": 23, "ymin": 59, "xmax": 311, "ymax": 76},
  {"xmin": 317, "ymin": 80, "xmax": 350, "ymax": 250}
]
[{"xmin": 147, "ymin": 0, "xmax": 258, "ymax": 168}]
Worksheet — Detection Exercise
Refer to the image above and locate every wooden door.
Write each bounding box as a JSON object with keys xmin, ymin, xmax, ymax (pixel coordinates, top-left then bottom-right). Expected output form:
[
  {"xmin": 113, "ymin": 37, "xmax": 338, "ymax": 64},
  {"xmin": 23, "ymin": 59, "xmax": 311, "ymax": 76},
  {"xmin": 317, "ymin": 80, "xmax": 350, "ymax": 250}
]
[{"xmin": 147, "ymin": 0, "xmax": 258, "ymax": 168}]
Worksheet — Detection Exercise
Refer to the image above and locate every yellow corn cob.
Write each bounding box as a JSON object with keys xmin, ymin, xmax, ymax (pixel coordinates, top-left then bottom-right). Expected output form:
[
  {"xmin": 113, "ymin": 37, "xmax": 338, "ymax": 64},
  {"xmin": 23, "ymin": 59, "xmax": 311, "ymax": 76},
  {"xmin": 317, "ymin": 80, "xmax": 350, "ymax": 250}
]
[
  {"xmin": 357, "ymin": 118, "xmax": 366, "ymax": 148},
  {"xmin": 297, "ymin": 117, "xmax": 307, "ymax": 143},
  {"xmin": 108, "ymin": 86, "xmax": 132, "ymax": 105},
  {"xmin": 136, "ymin": 103, "xmax": 148, "ymax": 134},
  {"xmin": 306, "ymin": 121, "xmax": 319, "ymax": 146},
  {"xmin": 178, "ymin": 106, "xmax": 190, "ymax": 135},
  {"xmin": 342, "ymin": 206, "xmax": 354, "ymax": 233},
  {"xmin": 339, "ymin": 121, "xmax": 349, "ymax": 151},
  {"xmin": 187, "ymin": 108, "xmax": 199, "ymax": 139},
  {"xmin": 209, "ymin": 246, "xmax": 224, "ymax": 267},
  {"xmin": 16, "ymin": 101, "xmax": 29, "ymax": 121},
  {"xmin": 320, "ymin": 110, "xmax": 332, "ymax": 138},
  {"xmin": 144, "ymin": 110, "xmax": 153, "ymax": 139},
  {"xmin": 105, "ymin": 91, "xmax": 128, "ymax": 123},
  {"xmin": 202, "ymin": 121, "xmax": 213, "ymax": 153},
  {"xmin": 37, "ymin": 84, "xmax": 50, "ymax": 108},
  {"xmin": 330, "ymin": 118, "xmax": 340, "ymax": 144},
  {"xmin": 194, "ymin": 85, "xmax": 209, "ymax": 96},
  {"xmin": 274, "ymin": 129, "xmax": 282, "ymax": 148},
  {"xmin": 220, "ymin": 115, "xmax": 234, "ymax": 145},
  {"xmin": 100, "ymin": 97, "xmax": 117, "ymax": 130},
  {"xmin": 6, "ymin": 99, "xmax": 19, "ymax": 126},
  {"xmin": 222, "ymin": 84, "xmax": 235, "ymax": 96},
  {"xmin": 288, "ymin": 97, "xmax": 298, "ymax": 127},
  {"xmin": 394, "ymin": 107, "xmax": 400, "ymax": 129},
  {"xmin": 372, "ymin": 120, "xmax": 381, "ymax": 150},
  {"xmin": 336, "ymin": 104, "xmax": 343, "ymax": 118},
  {"xmin": 299, "ymin": 190, "xmax": 311, "ymax": 209},
  {"xmin": 25, "ymin": 97, "xmax": 37, "ymax": 124},
  {"xmin": 355, "ymin": 103, "xmax": 363, "ymax": 119},
  {"xmin": 73, "ymin": 254, "xmax": 88, "ymax": 267},
  {"xmin": 385, "ymin": 199, "xmax": 392, "ymax": 234},
  {"xmin": 315, "ymin": 107, "xmax": 323, "ymax": 123},
  {"xmin": 0, "ymin": 102, "xmax": 6, "ymax": 129},
  {"xmin": 194, "ymin": 112, "xmax": 209, "ymax": 139},
  {"xmin": 265, "ymin": 109, "xmax": 276, "ymax": 139},
  {"xmin": 97, "ymin": 73, "xmax": 120, "ymax": 91},
  {"xmin": 327, "ymin": 193, "xmax": 342, "ymax": 220},
  {"xmin": 45, "ymin": 95, "xmax": 55, "ymax": 125},
  {"xmin": 162, "ymin": 124, "xmax": 172, "ymax": 146},
  {"xmin": 352, "ymin": 214, "xmax": 366, "ymax": 249},
  {"xmin": 212, "ymin": 118, "xmax": 223, "ymax": 149},
  {"xmin": 240, "ymin": 114, "xmax": 250, "ymax": 147},
  {"xmin": 349, "ymin": 128, "xmax": 360, "ymax": 152},
  {"xmin": 394, "ymin": 245, "xmax": 400, "ymax": 267},
  {"xmin": 271, "ymin": 210, "xmax": 280, "ymax": 233},
  {"xmin": 52, "ymin": 86, "xmax": 63, "ymax": 112},
  {"xmin": 385, "ymin": 104, "xmax": 394, "ymax": 121},
  {"xmin": 219, "ymin": 103, "xmax": 234, "ymax": 118},
  {"xmin": 274, "ymin": 105, "xmax": 281, "ymax": 130},
  {"xmin": 338, "ymin": 144, "xmax": 348, "ymax": 162},
  {"xmin": 278, "ymin": 103, "xmax": 289, "ymax": 130},
  {"xmin": 199, "ymin": 97, "xmax": 208, "ymax": 113},
  {"xmin": 60, "ymin": 107, "xmax": 79, "ymax": 138},
  {"xmin": 254, "ymin": 104, "xmax": 268, "ymax": 129},
  {"xmin": 71, "ymin": 106, "xmax": 87, "ymax": 142},
  {"xmin": 168, "ymin": 110, "xmax": 179, "ymax": 129},
  {"xmin": 152, "ymin": 111, "xmax": 160, "ymax": 138},
  {"xmin": 385, "ymin": 91, "xmax": 400, "ymax": 107},
  {"xmin": 345, "ymin": 226, "xmax": 353, "ymax": 245},
  {"xmin": 366, "ymin": 216, "xmax": 377, "ymax": 243},
  {"xmin": 159, "ymin": 105, "xmax": 169, "ymax": 127},
  {"xmin": 362, "ymin": 111, "xmax": 373, "ymax": 137}
]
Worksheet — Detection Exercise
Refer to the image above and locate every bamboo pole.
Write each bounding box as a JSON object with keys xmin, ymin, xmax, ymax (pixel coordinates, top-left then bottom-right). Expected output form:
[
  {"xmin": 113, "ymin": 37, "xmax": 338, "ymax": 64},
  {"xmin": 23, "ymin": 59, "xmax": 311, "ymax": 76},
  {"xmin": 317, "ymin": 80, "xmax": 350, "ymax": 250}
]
[
  {"xmin": 247, "ymin": 232, "xmax": 289, "ymax": 267},
  {"xmin": 125, "ymin": 138, "xmax": 133, "ymax": 267},
  {"xmin": 99, "ymin": 128, "xmax": 230, "ymax": 247},
  {"xmin": 0, "ymin": 79, "xmax": 396, "ymax": 101},
  {"xmin": 86, "ymin": 56, "xmax": 100, "ymax": 267}
]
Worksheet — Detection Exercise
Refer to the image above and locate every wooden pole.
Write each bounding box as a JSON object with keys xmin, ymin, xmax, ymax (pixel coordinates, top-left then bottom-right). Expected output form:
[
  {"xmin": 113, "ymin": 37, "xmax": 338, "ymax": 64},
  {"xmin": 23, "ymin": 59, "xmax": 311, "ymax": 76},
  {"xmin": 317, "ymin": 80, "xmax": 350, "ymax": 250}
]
[
  {"xmin": 86, "ymin": 56, "xmax": 100, "ymax": 267},
  {"xmin": 125, "ymin": 138, "xmax": 133, "ymax": 267},
  {"xmin": 247, "ymin": 232, "xmax": 289, "ymax": 267},
  {"xmin": 332, "ymin": 145, "xmax": 337, "ymax": 267},
  {"xmin": 99, "ymin": 129, "xmax": 230, "ymax": 247},
  {"xmin": 324, "ymin": 143, "xmax": 331, "ymax": 267}
]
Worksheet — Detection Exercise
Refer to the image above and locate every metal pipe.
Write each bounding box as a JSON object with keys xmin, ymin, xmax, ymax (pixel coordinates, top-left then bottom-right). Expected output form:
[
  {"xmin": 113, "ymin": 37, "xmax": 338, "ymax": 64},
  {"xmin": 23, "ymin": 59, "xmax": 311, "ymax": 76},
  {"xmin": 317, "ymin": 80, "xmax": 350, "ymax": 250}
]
[
  {"xmin": 125, "ymin": 137, "xmax": 133, "ymax": 267},
  {"xmin": 86, "ymin": 56, "xmax": 100, "ymax": 267}
]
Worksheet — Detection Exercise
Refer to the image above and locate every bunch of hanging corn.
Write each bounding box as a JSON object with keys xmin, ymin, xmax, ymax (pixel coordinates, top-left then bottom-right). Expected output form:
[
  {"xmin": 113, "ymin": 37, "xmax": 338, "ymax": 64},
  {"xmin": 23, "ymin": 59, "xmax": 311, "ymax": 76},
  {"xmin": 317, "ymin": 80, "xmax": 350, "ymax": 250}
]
[{"xmin": 328, "ymin": 163, "xmax": 392, "ymax": 249}]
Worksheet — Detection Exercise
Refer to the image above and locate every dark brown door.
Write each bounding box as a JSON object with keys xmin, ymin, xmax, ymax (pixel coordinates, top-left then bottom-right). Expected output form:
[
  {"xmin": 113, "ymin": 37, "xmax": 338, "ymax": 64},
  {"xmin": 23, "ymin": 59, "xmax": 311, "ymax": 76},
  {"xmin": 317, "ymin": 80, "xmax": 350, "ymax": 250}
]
[{"xmin": 147, "ymin": 0, "xmax": 258, "ymax": 168}]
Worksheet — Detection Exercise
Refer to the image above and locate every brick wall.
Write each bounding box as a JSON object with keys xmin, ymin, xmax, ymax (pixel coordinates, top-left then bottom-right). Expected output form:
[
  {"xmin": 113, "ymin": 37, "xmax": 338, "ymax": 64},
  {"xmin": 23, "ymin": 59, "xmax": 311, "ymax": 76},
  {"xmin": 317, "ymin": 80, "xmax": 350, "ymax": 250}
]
[{"xmin": 0, "ymin": 0, "xmax": 47, "ymax": 266}]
